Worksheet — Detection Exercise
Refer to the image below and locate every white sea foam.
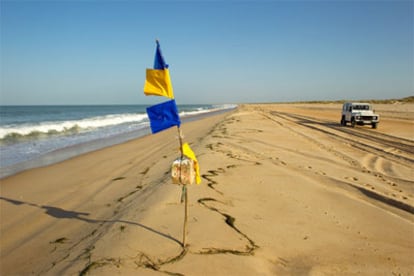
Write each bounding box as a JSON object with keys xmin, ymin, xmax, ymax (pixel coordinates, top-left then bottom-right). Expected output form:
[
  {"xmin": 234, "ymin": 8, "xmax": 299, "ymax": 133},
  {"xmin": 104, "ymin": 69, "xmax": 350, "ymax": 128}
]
[{"xmin": 0, "ymin": 113, "xmax": 149, "ymax": 140}]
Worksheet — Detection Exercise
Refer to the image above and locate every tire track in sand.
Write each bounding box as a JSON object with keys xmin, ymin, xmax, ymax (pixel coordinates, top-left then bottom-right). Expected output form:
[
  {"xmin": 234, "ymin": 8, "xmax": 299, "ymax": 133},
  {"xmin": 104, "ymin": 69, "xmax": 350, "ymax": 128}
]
[{"xmin": 265, "ymin": 110, "xmax": 414, "ymax": 216}]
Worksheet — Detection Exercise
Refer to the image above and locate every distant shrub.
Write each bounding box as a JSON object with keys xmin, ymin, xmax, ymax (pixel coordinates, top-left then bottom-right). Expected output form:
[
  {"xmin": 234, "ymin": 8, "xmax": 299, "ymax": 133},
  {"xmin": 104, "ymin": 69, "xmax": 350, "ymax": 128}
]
[{"xmin": 285, "ymin": 96, "xmax": 414, "ymax": 104}]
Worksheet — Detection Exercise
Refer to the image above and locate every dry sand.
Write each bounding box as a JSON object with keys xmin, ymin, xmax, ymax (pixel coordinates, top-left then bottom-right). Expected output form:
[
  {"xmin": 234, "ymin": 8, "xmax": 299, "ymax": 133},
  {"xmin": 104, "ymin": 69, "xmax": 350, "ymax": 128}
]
[{"xmin": 1, "ymin": 103, "xmax": 413, "ymax": 275}]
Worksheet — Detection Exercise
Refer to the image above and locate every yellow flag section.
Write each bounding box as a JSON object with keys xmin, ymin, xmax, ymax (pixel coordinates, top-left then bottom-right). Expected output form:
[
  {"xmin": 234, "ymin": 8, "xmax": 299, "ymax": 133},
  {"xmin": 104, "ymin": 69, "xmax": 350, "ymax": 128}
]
[
  {"xmin": 182, "ymin": 143, "xmax": 201, "ymax": 184},
  {"xmin": 144, "ymin": 68, "xmax": 174, "ymax": 99}
]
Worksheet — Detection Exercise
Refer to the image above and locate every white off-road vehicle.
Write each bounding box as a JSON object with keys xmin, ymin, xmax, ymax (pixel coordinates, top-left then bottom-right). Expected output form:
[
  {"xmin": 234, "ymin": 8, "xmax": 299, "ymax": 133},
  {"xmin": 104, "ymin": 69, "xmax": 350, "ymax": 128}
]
[{"xmin": 340, "ymin": 102, "xmax": 379, "ymax": 129}]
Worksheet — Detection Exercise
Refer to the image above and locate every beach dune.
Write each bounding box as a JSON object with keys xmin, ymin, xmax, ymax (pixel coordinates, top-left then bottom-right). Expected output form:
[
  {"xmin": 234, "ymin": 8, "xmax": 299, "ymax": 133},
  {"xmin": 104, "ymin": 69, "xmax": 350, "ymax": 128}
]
[{"xmin": 1, "ymin": 103, "xmax": 413, "ymax": 275}]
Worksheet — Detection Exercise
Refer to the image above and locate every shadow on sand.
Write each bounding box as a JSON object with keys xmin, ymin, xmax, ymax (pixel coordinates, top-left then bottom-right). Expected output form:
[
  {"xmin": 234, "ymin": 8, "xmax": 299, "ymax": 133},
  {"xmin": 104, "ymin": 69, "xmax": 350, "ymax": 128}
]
[{"xmin": 0, "ymin": 196, "xmax": 182, "ymax": 246}]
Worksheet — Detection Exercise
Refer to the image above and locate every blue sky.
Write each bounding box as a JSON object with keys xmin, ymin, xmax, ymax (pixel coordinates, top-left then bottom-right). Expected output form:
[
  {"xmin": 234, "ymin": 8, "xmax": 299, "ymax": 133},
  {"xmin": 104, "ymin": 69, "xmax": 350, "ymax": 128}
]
[{"xmin": 1, "ymin": 0, "xmax": 413, "ymax": 105}]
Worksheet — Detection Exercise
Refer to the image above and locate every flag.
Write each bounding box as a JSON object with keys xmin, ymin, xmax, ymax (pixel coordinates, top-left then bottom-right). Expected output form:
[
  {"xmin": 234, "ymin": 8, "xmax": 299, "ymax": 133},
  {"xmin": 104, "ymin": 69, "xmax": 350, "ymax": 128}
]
[
  {"xmin": 146, "ymin": 99, "xmax": 181, "ymax": 134},
  {"xmin": 153, "ymin": 40, "xmax": 168, "ymax": 69},
  {"xmin": 144, "ymin": 41, "xmax": 174, "ymax": 99},
  {"xmin": 182, "ymin": 143, "xmax": 201, "ymax": 184},
  {"xmin": 144, "ymin": 69, "xmax": 174, "ymax": 98}
]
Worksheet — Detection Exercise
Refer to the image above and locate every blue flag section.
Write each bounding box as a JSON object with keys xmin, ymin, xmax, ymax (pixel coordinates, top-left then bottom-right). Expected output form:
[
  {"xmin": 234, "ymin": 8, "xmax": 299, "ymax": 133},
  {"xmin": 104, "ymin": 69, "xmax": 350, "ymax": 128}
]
[
  {"xmin": 146, "ymin": 99, "xmax": 181, "ymax": 134},
  {"xmin": 154, "ymin": 40, "xmax": 168, "ymax": 69}
]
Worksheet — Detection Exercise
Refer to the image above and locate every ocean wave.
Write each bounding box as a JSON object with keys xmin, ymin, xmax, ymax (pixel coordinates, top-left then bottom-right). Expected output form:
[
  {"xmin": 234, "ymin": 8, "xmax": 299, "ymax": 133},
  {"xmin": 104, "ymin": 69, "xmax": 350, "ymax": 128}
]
[
  {"xmin": 0, "ymin": 113, "xmax": 149, "ymax": 143},
  {"xmin": 1, "ymin": 125, "xmax": 84, "ymax": 144},
  {"xmin": 0, "ymin": 105, "xmax": 237, "ymax": 145},
  {"xmin": 179, "ymin": 104, "xmax": 237, "ymax": 116},
  {"xmin": 212, "ymin": 104, "xmax": 238, "ymax": 110}
]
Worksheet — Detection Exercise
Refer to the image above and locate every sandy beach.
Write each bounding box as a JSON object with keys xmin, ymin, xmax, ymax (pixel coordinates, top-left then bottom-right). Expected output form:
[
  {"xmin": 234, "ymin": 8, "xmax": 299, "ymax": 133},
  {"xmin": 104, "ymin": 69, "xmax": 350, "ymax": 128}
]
[{"xmin": 1, "ymin": 103, "xmax": 413, "ymax": 275}]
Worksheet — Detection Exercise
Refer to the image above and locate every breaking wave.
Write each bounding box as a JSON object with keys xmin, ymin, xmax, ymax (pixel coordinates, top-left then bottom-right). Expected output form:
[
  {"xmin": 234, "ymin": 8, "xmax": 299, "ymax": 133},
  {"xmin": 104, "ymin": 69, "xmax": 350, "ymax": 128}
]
[
  {"xmin": 0, "ymin": 104, "xmax": 237, "ymax": 145},
  {"xmin": 0, "ymin": 113, "xmax": 149, "ymax": 144}
]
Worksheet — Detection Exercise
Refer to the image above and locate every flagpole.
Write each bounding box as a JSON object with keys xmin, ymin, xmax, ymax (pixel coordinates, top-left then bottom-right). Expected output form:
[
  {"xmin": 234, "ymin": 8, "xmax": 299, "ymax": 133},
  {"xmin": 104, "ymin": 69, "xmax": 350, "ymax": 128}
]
[
  {"xmin": 183, "ymin": 184, "xmax": 188, "ymax": 247},
  {"xmin": 177, "ymin": 126, "xmax": 183, "ymax": 158},
  {"xmin": 146, "ymin": 39, "xmax": 190, "ymax": 248},
  {"xmin": 177, "ymin": 126, "xmax": 188, "ymax": 247}
]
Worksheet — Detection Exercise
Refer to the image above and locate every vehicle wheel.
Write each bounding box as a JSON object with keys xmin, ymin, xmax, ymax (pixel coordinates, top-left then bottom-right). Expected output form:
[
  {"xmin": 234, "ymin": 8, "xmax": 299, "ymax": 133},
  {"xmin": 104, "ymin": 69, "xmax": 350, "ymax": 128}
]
[
  {"xmin": 372, "ymin": 123, "xmax": 377, "ymax": 129},
  {"xmin": 351, "ymin": 117, "xmax": 356, "ymax": 128},
  {"xmin": 340, "ymin": 116, "xmax": 346, "ymax": 126}
]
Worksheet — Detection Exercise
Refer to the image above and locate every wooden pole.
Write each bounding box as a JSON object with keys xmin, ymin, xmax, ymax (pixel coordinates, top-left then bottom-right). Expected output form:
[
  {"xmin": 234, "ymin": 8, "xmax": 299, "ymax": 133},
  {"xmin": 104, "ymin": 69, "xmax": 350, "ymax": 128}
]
[
  {"xmin": 183, "ymin": 185, "xmax": 188, "ymax": 247},
  {"xmin": 177, "ymin": 126, "xmax": 188, "ymax": 247},
  {"xmin": 177, "ymin": 126, "xmax": 183, "ymax": 157}
]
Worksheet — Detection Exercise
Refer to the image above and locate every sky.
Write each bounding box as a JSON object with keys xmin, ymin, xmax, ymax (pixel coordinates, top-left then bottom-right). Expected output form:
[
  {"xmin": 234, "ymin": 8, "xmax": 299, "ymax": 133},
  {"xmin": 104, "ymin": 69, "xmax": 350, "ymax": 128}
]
[{"xmin": 0, "ymin": 0, "xmax": 413, "ymax": 105}]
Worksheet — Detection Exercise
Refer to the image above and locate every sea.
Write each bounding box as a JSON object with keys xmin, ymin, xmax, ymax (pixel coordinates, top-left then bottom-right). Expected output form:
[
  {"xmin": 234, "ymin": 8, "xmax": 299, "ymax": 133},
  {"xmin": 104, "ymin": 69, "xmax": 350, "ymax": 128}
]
[{"xmin": 0, "ymin": 104, "xmax": 236, "ymax": 178}]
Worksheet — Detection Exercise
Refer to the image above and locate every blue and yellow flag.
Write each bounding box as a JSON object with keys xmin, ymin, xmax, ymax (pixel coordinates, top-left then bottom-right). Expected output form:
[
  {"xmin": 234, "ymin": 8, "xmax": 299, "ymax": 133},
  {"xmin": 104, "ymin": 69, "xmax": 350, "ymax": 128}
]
[
  {"xmin": 144, "ymin": 41, "xmax": 174, "ymax": 99},
  {"xmin": 146, "ymin": 99, "xmax": 181, "ymax": 134}
]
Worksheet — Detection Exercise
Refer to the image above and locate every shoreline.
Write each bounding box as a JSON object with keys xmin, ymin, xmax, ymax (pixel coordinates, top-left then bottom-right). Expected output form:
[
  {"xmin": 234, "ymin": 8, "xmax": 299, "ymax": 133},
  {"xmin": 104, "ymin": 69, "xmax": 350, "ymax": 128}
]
[
  {"xmin": 0, "ymin": 107, "xmax": 235, "ymax": 179},
  {"xmin": 1, "ymin": 103, "xmax": 413, "ymax": 275}
]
